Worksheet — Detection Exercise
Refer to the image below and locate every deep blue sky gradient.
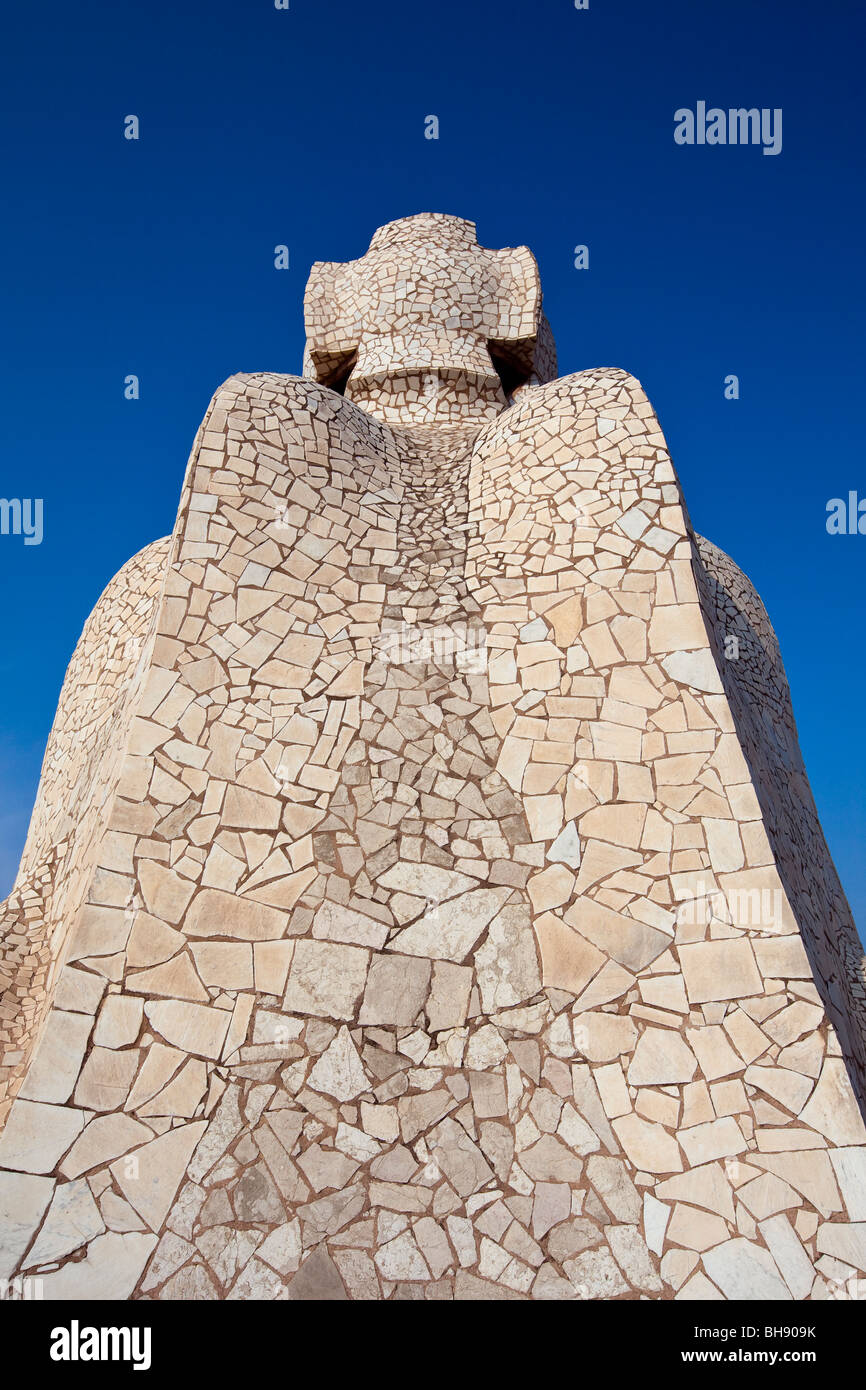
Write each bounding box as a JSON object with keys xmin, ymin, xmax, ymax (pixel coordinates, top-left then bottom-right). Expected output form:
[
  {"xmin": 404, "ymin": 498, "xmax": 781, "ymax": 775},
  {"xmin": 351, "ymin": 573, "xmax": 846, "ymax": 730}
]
[{"xmin": 1, "ymin": 0, "xmax": 863, "ymax": 928}]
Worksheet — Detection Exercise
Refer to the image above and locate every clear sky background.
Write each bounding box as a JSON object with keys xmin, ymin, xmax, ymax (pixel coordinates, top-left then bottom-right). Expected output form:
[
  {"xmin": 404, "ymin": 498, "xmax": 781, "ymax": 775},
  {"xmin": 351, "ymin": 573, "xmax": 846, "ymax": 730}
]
[{"xmin": 1, "ymin": 0, "xmax": 863, "ymax": 929}]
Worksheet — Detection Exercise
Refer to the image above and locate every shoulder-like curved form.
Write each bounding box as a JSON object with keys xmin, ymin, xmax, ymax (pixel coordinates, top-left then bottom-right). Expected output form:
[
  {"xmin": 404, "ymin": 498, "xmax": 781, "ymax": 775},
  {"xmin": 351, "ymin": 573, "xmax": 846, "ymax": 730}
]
[
  {"xmin": 694, "ymin": 535, "xmax": 866, "ymax": 1096},
  {"xmin": 0, "ymin": 538, "xmax": 170, "ymax": 1124}
]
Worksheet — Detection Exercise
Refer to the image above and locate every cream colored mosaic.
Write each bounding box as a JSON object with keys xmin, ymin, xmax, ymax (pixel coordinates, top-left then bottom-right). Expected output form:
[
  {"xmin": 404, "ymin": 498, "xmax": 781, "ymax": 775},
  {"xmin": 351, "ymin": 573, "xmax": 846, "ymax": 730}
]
[{"xmin": 0, "ymin": 215, "xmax": 864, "ymax": 1302}]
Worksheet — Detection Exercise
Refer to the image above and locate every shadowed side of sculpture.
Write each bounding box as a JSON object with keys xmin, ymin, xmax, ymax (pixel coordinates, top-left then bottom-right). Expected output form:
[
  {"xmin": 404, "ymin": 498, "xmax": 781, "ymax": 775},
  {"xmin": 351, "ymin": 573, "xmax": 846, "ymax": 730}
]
[{"xmin": 694, "ymin": 535, "xmax": 866, "ymax": 1110}]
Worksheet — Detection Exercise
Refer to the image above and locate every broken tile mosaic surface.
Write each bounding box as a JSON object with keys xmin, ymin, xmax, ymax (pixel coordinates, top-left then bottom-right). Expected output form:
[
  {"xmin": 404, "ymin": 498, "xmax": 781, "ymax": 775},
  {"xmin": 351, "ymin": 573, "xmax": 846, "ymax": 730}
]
[{"xmin": 1, "ymin": 213, "xmax": 864, "ymax": 1301}]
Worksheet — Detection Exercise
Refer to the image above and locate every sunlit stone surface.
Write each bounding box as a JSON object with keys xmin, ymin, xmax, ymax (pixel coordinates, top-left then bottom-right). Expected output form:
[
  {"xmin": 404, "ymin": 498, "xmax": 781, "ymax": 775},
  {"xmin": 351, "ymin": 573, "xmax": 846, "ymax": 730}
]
[{"xmin": 1, "ymin": 214, "xmax": 864, "ymax": 1301}]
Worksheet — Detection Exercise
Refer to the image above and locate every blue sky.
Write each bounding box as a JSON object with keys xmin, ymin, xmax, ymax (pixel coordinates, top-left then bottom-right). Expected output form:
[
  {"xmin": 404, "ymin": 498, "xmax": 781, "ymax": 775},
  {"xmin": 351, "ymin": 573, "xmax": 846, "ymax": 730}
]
[{"xmin": 1, "ymin": 0, "xmax": 863, "ymax": 928}]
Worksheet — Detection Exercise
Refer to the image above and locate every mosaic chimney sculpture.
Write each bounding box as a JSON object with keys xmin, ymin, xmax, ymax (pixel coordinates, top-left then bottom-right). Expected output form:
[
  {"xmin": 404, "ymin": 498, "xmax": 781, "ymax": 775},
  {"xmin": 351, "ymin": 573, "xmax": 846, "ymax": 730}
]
[{"xmin": 1, "ymin": 213, "xmax": 864, "ymax": 1301}]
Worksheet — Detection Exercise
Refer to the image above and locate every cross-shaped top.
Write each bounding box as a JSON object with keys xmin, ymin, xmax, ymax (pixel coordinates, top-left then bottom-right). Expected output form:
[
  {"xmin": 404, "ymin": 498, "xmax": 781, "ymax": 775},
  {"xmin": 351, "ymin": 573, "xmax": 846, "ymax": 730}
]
[{"xmin": 303, "ymin": 214, "xmax": 556, "ymax": 423}]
